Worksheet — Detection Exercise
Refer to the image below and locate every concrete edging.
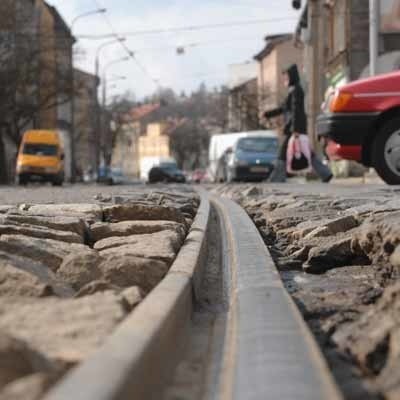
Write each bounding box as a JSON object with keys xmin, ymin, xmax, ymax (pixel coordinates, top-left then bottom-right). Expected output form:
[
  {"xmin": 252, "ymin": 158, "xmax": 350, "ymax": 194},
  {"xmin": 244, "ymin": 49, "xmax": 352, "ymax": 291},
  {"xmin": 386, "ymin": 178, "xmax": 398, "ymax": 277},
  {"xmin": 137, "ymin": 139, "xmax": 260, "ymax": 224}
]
[
  {"xmin": 43, "ymin": 190, "xmax": 211, "ymax": 400},
  {"xmin": 212, "ymin": 196, "xmax": 343, "ymax": 400}
]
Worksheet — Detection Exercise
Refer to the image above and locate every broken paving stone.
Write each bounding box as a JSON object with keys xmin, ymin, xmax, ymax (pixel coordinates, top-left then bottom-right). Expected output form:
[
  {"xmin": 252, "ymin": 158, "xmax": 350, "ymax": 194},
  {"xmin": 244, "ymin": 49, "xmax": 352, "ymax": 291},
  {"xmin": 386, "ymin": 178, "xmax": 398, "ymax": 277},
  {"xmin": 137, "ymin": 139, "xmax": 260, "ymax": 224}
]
[
  {"xmin": 303, "ymin": 216, "xmax": 359, "ymax": 240},
  {"xmin": 98, "ymin": 254, "xmax": 168, "ymax": 292},
  {"xmin": 352, "ymin": 211, "xmax": 400, "ymax": 265},
  {"xmin": 74, "ymin": 280, "xmax": 121, "ymax": 298},
  {"xmin": 0, "ymin": 206, "xmax": 15, "ymax": 214},
  {"xmin": 0, "ymin": 372, "xmax": 58, "ymax": 400},
  {"xmin": 242, "ymin": 186, "xmax": 262, "ymax": 198},
  {"xmin": 1, "ymin": 214, "xmax": 88, "ymax": 238},
  {"xmin": 56, "ymin": 251, "xmax": 103, "ymax": 291},
  {"xmin": 0, "ymin": 332, "xmax": 54, "ymax": 390},
  {"xmin": 102, "ymin": 204, "xmax": 186, "ymax": 224},
  {"xmin": 90, "ymin": 220, "xmax": 186, "ymax": 242},
  {"xmin": 0, "ymin": 253, "xmax": 74, "ymax": 298},
  {"xmin": 0, "ymin": 293, "xmax": 127, "ymax": 364},
  {"xmin": 0, "ymin": 264, "xmax": 53, "ymax": 298},
  {"xmin": 304, "ymin": 237, "xmax": 354, "ymax": 274},
  {"xmin": 120, "ymin": 287, "xmax": 143, "ymax": 311},
  {"xmin": 18, "ymin": 204, "xmax": 102, "ymax": 223},
  {"xmin": 333, "ymin": 282, "xmax": 400, "ymax": 392},
  {"xmin": 0, "ymin": 235, "xmax": 91, "ymax": 273},
  {"xmin": 0, "ymin": 224, "xmax": 82, "ymax": 244},
  {"xmin": 95, "ymin": 230, "xmax": 183, "ymax": 264},
  {"xmin": 390, "ymin": 245, "xmax": 400, "ymax": 269}
]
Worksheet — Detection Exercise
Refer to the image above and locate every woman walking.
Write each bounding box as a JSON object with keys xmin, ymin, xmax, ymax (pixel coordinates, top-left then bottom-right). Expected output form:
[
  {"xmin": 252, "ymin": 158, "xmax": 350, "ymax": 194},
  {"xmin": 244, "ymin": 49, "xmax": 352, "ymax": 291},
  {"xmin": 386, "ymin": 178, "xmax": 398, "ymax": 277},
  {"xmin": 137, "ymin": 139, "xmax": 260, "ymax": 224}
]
[{"xmin": 264, "ymin": 64, "xmax": 332, "ymax": 183}]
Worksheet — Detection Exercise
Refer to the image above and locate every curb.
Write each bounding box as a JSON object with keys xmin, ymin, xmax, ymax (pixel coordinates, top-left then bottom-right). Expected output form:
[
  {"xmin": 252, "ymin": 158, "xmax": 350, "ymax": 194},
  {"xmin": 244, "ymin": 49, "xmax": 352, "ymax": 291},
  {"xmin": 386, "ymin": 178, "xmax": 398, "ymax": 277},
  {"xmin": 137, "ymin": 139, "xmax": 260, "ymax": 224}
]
[
  {"xmin": 43, "ymin": 190, "xmax": 211, "ymax": 400},
  {"xmin": 212, "ymin": 196, "xmax": 343, "ymax": 400}
]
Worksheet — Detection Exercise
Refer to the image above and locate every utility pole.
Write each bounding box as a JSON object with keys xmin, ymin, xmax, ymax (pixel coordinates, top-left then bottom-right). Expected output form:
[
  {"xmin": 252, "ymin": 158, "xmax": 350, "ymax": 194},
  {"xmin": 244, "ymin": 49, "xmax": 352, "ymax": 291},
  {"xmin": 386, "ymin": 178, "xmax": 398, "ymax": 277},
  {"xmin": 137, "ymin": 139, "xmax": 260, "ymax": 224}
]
[
  {"xmin": 94, "ymin": 38, "xmax": 126, "ymax": 178},
  {"xmin": 369, "ymin": 0, "xmax": 380, "ymax": 76},
  {"xmin": 69, "ymin": 8, "xmax": 106, "ymax": 183}
]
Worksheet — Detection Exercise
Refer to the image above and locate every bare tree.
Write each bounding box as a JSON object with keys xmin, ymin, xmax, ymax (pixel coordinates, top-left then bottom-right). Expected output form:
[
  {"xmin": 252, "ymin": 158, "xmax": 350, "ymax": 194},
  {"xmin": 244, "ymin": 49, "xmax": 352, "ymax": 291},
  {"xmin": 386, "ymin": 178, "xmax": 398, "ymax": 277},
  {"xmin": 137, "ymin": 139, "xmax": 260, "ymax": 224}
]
[{"xmin": 0, "ymin": 0, "xmax": 75, "ymax": 183}]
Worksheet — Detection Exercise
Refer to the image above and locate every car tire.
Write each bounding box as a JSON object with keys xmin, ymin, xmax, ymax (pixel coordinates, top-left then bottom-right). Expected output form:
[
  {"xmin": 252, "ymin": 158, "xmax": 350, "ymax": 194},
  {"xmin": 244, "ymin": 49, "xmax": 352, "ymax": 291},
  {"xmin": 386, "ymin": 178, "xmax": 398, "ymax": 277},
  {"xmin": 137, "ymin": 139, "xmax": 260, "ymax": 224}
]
[
  {"xmin": 16, "ymin": 175, "xmax": 28, "ymax": 186},
  {"xmin": 372, "ymin": 117, "xmax": 400, "ymax": 185}
]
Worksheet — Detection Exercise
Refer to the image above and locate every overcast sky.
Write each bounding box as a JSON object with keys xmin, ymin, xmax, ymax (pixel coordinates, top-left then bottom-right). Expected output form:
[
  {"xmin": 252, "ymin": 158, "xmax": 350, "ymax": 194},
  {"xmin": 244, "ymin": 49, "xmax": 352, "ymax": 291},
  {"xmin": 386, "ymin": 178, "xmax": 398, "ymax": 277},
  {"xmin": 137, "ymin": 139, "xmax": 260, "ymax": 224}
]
[{"xmin": 47, "ymin": 0, "xmax": 301, "ymax": 100}]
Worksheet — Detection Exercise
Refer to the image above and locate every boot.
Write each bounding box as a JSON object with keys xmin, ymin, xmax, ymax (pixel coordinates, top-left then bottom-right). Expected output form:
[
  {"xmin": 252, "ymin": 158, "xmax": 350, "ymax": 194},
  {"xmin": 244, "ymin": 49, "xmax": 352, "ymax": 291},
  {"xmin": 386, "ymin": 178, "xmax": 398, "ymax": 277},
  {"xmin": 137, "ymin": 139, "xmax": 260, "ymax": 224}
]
[
  {"xmin": 269, "ymin": 160, "xmax": 287, "ymax": 183},
  {"xmin": 311, "ymin": 155, "xmax": 333, "ymax": 183}
]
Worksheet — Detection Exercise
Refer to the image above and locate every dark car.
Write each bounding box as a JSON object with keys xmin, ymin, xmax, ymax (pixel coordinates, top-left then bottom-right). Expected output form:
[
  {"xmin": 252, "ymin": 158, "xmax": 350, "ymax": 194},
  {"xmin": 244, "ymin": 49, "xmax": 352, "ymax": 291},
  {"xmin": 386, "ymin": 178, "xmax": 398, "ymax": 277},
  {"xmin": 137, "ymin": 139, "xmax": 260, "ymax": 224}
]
[
  {"xmin": 148, "ymin": 162, "xmax": 186, "ymax": 183},
  {"xmin": 226, "ymin": 134, "xmax": 278, "ymax": 182}
]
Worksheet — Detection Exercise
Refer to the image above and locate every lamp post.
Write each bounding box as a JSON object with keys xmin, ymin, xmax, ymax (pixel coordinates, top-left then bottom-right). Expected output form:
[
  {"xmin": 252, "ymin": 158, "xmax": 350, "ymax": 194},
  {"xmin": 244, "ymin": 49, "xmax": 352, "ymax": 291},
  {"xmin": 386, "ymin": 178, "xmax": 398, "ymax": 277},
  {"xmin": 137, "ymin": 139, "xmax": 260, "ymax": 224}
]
[
  {"xmin": 93, "ymin": 38, "xmax": 126, "ymax": 176},
  {"xmin": 69, "ymin": 8, "xmax": 106, "ymax": 183},
  {"xmin": 369, "ymin": 0, "xmax": 380, "ymax": 76},
  {"xmin": 99, "ymin": 57, "xmax": 129, "ymax": 173}
]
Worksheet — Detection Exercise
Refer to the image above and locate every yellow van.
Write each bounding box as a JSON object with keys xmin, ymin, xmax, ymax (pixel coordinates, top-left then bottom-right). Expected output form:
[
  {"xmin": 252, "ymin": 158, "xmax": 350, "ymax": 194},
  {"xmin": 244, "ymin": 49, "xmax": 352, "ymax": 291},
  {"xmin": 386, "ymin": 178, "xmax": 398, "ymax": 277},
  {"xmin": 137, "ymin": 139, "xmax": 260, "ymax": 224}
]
[{"xmin": 16, "ymin": 130, "xmax": 65, "ymax": 186}]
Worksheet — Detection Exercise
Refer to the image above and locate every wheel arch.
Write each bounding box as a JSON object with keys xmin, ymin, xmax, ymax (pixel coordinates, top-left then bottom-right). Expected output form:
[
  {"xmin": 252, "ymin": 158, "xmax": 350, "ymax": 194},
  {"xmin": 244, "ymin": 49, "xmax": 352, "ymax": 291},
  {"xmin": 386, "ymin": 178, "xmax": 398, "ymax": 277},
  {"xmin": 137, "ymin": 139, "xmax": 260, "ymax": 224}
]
[{"xmin": 362, "ymin": 107, "xmax": 400, "ymax": 166}]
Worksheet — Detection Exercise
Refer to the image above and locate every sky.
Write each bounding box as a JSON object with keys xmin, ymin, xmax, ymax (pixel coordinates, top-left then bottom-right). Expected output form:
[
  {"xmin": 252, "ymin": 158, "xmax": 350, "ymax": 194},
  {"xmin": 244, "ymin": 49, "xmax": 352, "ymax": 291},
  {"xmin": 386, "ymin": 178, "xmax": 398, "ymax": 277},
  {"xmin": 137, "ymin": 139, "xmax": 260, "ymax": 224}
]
[{"xmin": 47, "ymin": 0, "xmax": 302, "ymax": 101}]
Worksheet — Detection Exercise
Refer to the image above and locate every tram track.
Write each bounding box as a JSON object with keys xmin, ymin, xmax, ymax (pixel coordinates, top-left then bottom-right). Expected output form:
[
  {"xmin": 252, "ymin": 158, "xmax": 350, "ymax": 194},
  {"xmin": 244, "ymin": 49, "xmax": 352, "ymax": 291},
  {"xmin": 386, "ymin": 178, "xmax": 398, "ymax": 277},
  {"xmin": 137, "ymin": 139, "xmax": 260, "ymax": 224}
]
[{"xmin": 42, "ymin": 191, "xmax": 342, "ymax": 400}]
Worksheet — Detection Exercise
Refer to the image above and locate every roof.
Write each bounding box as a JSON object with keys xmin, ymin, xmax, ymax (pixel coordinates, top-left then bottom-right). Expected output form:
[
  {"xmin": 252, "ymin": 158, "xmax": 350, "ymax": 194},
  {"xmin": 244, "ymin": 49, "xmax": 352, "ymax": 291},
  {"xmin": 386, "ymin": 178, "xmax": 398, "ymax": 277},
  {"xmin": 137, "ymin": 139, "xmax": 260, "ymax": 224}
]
[
  {"xmin": 74, "ymin": 68, "xmax": 100, "ymax": 87},
  {"xmin": 230, "ymin": 77, "xmax": 257, "ymax": 92},
  {"xmin": 294, "ymin": 4, "xmax": 309, "ymax": 42},
  {"xmin": 44, "ymin": 3, "xmax": 75, "ymax": 42},
  {"xmin": 254, "ymin": 34, "xmax": 293, "ymax": 61},
  {"xmin": 130, "ymin": 103, "xmax": 160, "ymax": 121}
]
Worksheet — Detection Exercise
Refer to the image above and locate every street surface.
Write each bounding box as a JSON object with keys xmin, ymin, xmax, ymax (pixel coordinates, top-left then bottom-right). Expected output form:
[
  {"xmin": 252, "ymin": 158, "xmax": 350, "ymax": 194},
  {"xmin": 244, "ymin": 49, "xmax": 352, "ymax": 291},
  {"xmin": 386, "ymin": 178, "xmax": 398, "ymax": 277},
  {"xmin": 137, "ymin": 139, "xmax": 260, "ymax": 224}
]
[
  {"xmin": 215, "ymin": 182, "xmax": 400, "ymax": 400},
  {"xmin": 1, "ymin": 181, "xmax": 400, "ymax": 399},
  {"xmin": 0, "ymin": 183, "xmax": 199, "ymax": 399}
]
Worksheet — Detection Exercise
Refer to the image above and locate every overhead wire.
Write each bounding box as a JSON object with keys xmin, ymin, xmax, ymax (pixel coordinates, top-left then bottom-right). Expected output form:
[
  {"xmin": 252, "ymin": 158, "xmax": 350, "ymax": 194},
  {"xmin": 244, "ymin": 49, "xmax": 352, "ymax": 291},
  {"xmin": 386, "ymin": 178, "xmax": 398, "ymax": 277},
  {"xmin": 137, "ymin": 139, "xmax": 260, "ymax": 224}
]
[
  {"xmin": 76, "ymin": 17, "xmax": 298, "ymax": 40},
  {"xmin": 92, "ymin": 0, "xmax": 159, "ymax": 88}
]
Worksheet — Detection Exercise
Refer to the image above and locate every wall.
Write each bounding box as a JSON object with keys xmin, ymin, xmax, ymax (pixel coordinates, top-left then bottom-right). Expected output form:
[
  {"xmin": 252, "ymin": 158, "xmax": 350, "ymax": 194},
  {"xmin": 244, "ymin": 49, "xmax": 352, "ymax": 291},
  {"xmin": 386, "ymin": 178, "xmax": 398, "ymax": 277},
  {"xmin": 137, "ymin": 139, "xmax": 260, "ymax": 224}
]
[
  {"xmin": 112, "ymin": 121, "xmax": 141, "ymax": 178},
  {"xmin": 138, "ymin": 123, "xmax": 170, "ymax": 160},
  {"xmin": 37, "ymin": 0, "xmax": 57, "ymax": 129},
  {"xmin": 74, "ymin": 69, "xmax": 98, "ymax": 176}
]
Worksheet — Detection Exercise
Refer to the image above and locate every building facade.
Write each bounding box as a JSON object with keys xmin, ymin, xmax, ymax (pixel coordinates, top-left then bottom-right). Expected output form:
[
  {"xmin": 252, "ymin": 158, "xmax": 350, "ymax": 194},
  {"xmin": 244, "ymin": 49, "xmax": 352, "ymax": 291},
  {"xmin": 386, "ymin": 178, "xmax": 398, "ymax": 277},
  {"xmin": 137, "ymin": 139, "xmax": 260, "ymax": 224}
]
[
  {"xmin": 228, "ymin": 78, "xmax": 260, "ymax": 132},
  {"xmin": 112, "ymin": 104, "xmax": 160, "ymax": 177},
  {"xmin": 254, "ymin": 33, "xmax": 303, "ymax": 134},
  {"xmin": 0, "ymin": 0, "xmax": 75, "ymax": 182},
  {"xmin": 294, "ymin": 0, "xmax": 400, "ymax": 176},
  {"xmin": 74, "ymin": 68, "xmax": 99, "ymax": 177}
]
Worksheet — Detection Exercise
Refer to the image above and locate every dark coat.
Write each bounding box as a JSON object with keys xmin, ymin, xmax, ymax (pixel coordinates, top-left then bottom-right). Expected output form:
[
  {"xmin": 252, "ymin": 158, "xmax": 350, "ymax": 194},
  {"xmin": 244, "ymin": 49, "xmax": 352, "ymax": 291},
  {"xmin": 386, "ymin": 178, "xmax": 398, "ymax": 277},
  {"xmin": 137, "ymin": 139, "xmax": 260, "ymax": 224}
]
[{"xmin": 264, "ymin": 64, "xmax": 307, "ymax": 136}]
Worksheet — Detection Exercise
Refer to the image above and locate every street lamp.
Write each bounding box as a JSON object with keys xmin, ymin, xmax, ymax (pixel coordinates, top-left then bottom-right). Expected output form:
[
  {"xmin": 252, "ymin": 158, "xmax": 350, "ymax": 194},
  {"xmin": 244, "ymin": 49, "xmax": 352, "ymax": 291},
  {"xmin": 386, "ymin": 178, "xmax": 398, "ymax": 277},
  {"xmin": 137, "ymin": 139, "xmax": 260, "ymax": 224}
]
[
  {"xmin": 69, "ymin": 7, "xmax": 107, "ymax": 183},
  {"xmin": 102, "ymin": 56, "xmax": 129, "ymax": 111},
  {"xmin": 93, "ymin": 38, "xmax": 126, "ymax": 175},
  {"xmin": 95, "ymin": 38, "xmax": 126, "ymax": 80},
  {"xmin": 98, "ymin": 56, "xmax": 129, "ymax": 173},
  {"xmin": 71, "ymin": 8, "xmax": 106, "ymax": 30}
]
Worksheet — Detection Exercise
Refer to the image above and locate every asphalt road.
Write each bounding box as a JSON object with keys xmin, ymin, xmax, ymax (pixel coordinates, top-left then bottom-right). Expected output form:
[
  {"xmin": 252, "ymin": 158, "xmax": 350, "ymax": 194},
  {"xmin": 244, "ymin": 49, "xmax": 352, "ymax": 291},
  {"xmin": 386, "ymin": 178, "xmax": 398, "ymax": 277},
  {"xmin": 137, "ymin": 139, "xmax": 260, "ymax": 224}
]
[
  {"xmin": 0, "ymin": 181, "xmax": 397, "ymax": 206},
  {"xmin": 0, "ymin": 183, "xmax": 193, "ymax": 205}
]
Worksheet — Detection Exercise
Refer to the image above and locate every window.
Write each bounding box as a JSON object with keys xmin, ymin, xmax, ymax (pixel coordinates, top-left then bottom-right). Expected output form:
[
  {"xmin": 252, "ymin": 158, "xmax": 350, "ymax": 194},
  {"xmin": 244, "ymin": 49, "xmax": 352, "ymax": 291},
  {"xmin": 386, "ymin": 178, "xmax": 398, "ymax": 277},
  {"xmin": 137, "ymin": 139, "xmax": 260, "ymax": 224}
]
[{"xmin": 23, "ymin": 143, "xmax": 58, "ymax": 156}]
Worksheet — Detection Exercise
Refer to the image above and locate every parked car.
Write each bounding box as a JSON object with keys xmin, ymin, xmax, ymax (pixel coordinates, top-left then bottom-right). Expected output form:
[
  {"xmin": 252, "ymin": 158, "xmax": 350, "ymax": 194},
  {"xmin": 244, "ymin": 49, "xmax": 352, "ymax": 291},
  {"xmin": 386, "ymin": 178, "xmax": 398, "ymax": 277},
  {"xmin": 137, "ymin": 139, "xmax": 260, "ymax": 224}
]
[
  {"xmin": 225, "ymin": 133, "xmax": 278, "ymax": 182},
  {"xmin": 16, "ymin": 130, "xmax": 64, "ymax": 186},
  {"xmin": 317, "ymin": 71, "xmax": 400, "ymax": 185},
  {"xmin": 148, "ymin": 162, "xmax": 186, "ymax": 183}
]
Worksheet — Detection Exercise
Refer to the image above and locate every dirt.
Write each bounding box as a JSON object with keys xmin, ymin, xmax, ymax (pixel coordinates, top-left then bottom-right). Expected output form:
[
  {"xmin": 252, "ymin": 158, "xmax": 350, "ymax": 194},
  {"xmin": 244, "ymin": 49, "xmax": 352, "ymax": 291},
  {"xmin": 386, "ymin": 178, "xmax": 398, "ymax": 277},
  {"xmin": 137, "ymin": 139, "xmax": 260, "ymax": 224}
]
[
  {"xmin": 217, "ymin": 183, "xmax": 400, "ymax": 400},
  {"xmin": 0, "ymin": 185, "xmax": 199, "ymax": 400},
  {"xmin": 163, "ymin": 206, "xmax": 229, "ymax": 400}
]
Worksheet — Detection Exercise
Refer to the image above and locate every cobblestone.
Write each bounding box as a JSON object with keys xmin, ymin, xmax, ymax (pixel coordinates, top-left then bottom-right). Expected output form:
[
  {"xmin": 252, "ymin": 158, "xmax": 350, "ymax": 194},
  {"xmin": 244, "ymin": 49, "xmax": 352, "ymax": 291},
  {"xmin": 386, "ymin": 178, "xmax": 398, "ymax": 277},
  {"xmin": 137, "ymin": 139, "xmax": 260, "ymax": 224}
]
[{"xmin": 0, "ymin": 184, "xmax": 199, "ymax": 398}]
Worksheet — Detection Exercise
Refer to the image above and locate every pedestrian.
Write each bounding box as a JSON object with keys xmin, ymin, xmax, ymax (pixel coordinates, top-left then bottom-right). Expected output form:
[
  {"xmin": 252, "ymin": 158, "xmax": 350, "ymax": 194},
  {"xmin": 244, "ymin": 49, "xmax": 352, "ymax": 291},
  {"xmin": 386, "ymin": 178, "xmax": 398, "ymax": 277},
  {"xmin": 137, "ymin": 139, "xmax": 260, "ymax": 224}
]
[{"xmin": 264, "ymin": 64, "xmax": 333, "ymax": 183}]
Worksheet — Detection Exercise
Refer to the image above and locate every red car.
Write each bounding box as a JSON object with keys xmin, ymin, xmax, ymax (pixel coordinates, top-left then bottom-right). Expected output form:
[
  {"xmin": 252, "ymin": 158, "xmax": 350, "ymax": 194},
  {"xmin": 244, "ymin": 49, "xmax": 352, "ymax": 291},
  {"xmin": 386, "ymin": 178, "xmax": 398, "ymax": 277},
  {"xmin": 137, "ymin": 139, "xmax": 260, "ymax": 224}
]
[{"xmin": 317, "ymin": 71, "xmax": 400, "ymax": 185}]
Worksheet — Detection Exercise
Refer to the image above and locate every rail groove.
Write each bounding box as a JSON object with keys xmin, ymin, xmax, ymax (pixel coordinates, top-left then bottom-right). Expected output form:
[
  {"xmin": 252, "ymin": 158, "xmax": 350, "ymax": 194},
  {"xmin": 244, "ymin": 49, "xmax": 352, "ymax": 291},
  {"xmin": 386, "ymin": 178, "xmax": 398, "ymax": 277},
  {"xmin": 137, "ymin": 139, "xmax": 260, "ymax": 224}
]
[
  {"xmin": 43, "ymin": 189, "xmax": 211, "ymax": 400},
  {"xmin": 212, "ymin": 196, "xmax": 343, "ymax": 400}
]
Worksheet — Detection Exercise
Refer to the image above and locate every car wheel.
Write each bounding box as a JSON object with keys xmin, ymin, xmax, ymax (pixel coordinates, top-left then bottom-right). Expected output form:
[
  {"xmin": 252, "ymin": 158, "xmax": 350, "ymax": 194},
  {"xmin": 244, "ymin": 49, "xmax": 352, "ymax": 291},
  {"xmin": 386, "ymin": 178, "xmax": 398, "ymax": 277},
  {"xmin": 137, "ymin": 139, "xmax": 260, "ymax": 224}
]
[
  {"xmin": 372, "ymin": 117, "xmax": 400, "ymax": 185},
  {"xmin": 16, "ymin": 175, "xmax": 28, "ymax": 186}
]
